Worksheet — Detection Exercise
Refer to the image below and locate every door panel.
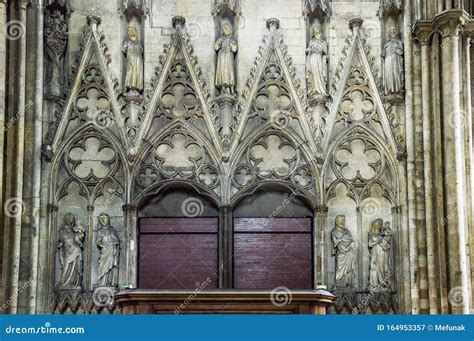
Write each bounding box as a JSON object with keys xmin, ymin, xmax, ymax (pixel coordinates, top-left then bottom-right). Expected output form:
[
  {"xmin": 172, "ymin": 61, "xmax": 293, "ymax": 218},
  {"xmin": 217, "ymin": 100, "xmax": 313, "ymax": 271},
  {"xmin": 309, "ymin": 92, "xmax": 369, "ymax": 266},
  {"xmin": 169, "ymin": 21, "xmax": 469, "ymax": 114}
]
[
  {"xmin": 138, "ymin": 218, "xmax": 218, "ymax": 289},
  {"xmin": 233, "ymin": 218, "xmax": 312, "ymax": 289}
]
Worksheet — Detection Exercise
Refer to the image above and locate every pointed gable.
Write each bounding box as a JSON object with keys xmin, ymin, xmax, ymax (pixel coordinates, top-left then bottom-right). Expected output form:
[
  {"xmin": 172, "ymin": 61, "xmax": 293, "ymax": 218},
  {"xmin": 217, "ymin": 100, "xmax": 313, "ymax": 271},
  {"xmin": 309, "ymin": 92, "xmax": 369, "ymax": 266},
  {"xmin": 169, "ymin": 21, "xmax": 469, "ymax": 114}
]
[
  {"xmin": 323, "ymin": 19, "xmax": 398, "ymax": 155},
  {"xmin": 44, "ymin": 16, "xmax": 126, "ymax": 161},
  {"xmin": 231, "ymin": 18, "xmax": 320, "ymax": 159},
  {"xmin": 135, "ymin": 16, "xmax": 221, "ymax": 158}
]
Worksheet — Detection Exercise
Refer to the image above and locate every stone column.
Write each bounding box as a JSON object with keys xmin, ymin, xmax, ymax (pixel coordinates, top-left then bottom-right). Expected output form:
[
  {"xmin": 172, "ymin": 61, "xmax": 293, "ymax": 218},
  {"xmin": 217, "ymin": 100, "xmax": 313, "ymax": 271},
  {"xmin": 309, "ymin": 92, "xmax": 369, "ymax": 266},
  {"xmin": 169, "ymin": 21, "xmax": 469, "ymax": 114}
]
[
  {"xmin": 403, "ymin": 0, "xmax": 419, "ymax": 314},
  {"xmin": 419, "ymin": 30, "xmax": 439, "ymax": 314},
  {"xmin": 219, "ymin": 206, "xmax": 232, "ymax": 288},
  {"xmin": 314, "ymin": 205, "xmax": 328, "ymax": 288},
  {"xmin": 436, "ymin": 13, "xmax": 470, "ymax": 314},
  {"xmin": 464, "ymin": 35, "xmax": 474, "ymax": 312},
  {"xmin": 122, "ymin": 204, "xmax": 136, "ymax": 288},
  {"xmin": 0, "ymin": 0, "xmax": 6, "ymax": 312},
  {"xmin": 8, "ymin": 0, "xmax": 28, "ymax": 314},
  {"xmin": 45, "ymin": 203, "xmax": 58, "ymax": 312},
  {"xmin": 28, "ymin": 0, "xmax": 44, "ymax": 314},
  {"xmin": 87, "ymin": 205, "xmax": 94, "ymax": 291}
]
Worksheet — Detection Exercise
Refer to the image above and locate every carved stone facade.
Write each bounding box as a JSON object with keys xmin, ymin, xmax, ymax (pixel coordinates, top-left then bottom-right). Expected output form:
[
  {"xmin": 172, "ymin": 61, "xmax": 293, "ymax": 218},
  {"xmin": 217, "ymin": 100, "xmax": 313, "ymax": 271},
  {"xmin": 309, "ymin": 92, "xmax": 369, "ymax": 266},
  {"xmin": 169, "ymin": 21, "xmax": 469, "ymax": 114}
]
[{"xmin": 1, "ymin": 0, "xmax": 474, "ymax": 315}]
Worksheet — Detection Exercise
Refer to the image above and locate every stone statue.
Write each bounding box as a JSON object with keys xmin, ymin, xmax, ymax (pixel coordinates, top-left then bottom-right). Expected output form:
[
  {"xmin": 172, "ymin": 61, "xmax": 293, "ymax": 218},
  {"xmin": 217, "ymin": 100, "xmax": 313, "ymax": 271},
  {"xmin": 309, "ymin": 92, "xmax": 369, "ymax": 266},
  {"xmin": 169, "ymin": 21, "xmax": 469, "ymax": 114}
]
[
  {"xmin": 306, "ymin": 21, "xmax": 328, "ymax": 99},
  {"xmin": 45, "ymin": 10, "xmax": 68, "ymax": 100},
  {"xmin": 331, "ymin": 215, "xmax": 356, "ymax": 289},
  {"xmin": 368, "ymin": 219, "xmax": 392, "ymax": 292},
  {"xmin": 96, "ymin": 213, "xmax": 120, "ymax": 287},
  {"xmin": 122, "ymin": 25, "xmax": 144, "ymax": 94},
  {"xmin": 57, "ymin": 213, "xmax": 85, "ymax": 289},
  {"xmin": 382, "ymin": 27, "xmax": 404, "ymax": 95},
  {"xmin": 214, "ymin": 18, "xmax": 237, "ymax": 96}
]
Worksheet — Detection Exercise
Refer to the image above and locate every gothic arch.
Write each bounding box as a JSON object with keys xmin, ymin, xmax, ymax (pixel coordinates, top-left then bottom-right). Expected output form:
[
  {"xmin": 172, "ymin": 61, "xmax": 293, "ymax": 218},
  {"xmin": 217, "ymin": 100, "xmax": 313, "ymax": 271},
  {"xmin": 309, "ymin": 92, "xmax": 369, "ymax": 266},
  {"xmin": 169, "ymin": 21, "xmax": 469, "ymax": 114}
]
[
  {"xmin": 131, "ymin": 120, "xmax": 223, "ymax": 201},
  {"xmin": 229, "ymin": 124, "xmax": 320, "ymax": 206},
  {"xmin": 49, "ymin": 123, "xmax": 129, "ymax": 205}
]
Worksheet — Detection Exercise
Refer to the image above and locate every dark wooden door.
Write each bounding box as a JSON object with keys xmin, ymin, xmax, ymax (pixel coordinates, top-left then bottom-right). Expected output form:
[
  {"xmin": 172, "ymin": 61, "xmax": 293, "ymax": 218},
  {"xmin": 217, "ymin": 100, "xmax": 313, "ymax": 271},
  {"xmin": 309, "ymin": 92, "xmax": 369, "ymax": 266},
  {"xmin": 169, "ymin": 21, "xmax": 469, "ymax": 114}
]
[
  {"xmin": 233, "ymin": 218, "xmax": 313, "ymax": 289},
  {"xmin": 138, "ymin": 218, "xmax": 219, "ymax": 289}
]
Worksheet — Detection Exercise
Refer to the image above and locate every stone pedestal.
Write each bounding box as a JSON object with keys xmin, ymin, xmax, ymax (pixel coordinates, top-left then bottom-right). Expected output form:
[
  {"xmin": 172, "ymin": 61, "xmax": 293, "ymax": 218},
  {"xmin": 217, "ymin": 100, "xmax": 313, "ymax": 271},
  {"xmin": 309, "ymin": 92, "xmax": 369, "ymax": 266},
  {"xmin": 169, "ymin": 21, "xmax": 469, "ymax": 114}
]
[{"xmin": 216, "ymin": 93, "xmax": 236, "ymax": 151}]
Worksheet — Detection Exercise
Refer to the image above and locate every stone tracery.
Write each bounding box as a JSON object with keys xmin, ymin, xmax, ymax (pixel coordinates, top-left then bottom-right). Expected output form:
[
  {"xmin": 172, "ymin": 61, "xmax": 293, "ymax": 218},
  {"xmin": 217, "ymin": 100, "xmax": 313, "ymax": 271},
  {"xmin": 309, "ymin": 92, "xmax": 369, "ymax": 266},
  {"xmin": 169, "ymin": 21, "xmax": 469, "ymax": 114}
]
[{"xmin": 41, "ymin": 6, "xmax": 404, "ymax": 315}]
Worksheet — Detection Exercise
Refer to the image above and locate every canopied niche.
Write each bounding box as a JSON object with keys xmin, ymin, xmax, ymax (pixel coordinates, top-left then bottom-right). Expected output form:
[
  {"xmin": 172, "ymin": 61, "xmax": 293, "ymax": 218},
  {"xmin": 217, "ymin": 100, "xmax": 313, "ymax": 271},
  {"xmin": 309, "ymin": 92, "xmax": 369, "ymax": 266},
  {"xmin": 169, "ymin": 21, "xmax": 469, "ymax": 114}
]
[{"xmin": 324, "ymin": 129, "xmax": 399, "ymax": 314}]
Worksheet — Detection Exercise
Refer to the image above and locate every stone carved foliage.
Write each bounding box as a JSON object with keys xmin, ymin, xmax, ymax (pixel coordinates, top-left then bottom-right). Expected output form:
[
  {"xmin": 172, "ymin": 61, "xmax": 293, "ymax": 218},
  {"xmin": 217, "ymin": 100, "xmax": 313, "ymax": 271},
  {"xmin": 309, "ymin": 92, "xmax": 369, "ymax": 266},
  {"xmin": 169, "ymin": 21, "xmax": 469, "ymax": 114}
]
[{"xmin": 45, "ymin": 9, "xmax": 68, "ymax": 101}]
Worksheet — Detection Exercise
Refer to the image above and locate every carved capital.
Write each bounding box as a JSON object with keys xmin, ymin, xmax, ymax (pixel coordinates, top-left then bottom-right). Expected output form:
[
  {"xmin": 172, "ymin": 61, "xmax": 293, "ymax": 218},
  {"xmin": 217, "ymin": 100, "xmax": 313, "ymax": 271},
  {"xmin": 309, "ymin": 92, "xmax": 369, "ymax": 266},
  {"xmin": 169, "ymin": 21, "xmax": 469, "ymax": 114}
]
[
  {"xmin": 18, "ymin": 0, "xmax": 29, "ymax": 10},
  {"xmin": 172, "ymin": 16, "xmax": 186, "ymax": 30},
  {"xmin": 432, "ymin": 10, "xmax": 468, "ymax": 40},
  {"xmin": 266, "ymin": 18, "xmax": 280, "ymax": 31},
  {"xmin": 391, "ymin": 205, "xmax": 402, "ymax": 214},
  {"xmin": 314, "ymin": 205, "xmax": 328, "ymax": 214},
  {"xmin": 122, "ymin": 204, "xmax": 135, "ymax": 213},
  {"xmin": 413, "ymin": 27, "xmax": 432, "ymax": 46},
  {"xmin": 87, "ymin": 205, "xmax": 94, "ymax": 212},
  {"xmin": 47, "ymin": 204, "xmax": 58, "ymax": 213}
]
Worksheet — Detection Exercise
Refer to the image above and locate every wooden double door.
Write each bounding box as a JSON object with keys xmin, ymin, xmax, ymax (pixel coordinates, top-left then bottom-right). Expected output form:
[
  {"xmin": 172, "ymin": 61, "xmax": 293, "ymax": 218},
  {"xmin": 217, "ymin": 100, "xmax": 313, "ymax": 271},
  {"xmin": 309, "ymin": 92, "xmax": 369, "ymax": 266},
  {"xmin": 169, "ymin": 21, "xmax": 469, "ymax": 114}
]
[{"xmin": 138, "ymin": 217, "xmax": 313, "ymax": 289}]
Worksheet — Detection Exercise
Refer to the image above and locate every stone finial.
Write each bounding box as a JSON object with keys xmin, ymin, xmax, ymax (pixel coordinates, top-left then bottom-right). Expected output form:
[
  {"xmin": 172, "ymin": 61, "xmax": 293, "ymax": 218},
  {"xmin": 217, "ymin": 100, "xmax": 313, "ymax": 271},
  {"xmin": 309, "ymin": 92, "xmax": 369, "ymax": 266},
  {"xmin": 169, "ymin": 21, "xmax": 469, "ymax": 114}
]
[
  {"xmin": 349, "ymin": 18, "xmax": 363, "ymax": 31},
  {"xmin": 349, "ymin": 18, "xmax": 363, "ymax": 36},
  {"xmin": 266, "ymin": 18, "xmax": 280, "ymax": 30},
  {"xmin": 87, "ymin": 15, "xmax": 101, "ymax": 27},
  {"xmin": 172, "ymin": 16, "xmax": 186, "ymax": 30}
]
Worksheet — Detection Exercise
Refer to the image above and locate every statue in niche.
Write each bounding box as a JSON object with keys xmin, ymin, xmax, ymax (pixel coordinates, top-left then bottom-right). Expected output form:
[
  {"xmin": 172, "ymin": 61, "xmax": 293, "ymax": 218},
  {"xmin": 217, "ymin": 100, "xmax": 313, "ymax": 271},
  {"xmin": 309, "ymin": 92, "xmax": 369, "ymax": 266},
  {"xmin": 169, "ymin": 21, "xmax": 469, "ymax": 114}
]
[
  {"xmin": 368, "ymin": 219, "xmax": 393, "ymax": 292},
  {"xmin": 331, "ymin": 215, "xmax": 356, "ymax": 290},
  {"xmin": 214, "ymin": 18, "xmax": 237, "ymax": 96},
  {"xmin": 382, "ymin": 27, "xmax": 404, "ymax": 96},
  {"xmin": 122, "ymin": 25, "xmax": 144, "ymax": 95},
  {"xmin": 57, "ymin": 213, "xmax": 85, "ymax": 289},
  {"xmin": 44, "ymin": 10, "xmax": 68, "ymax": 100},
  {"xmin": 96, "ymin": 213, "xmax": 120, "ymax": 287},
  {"xmin": 306, "ymin": 21, "xmax": 328, "ymax": 100}
]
